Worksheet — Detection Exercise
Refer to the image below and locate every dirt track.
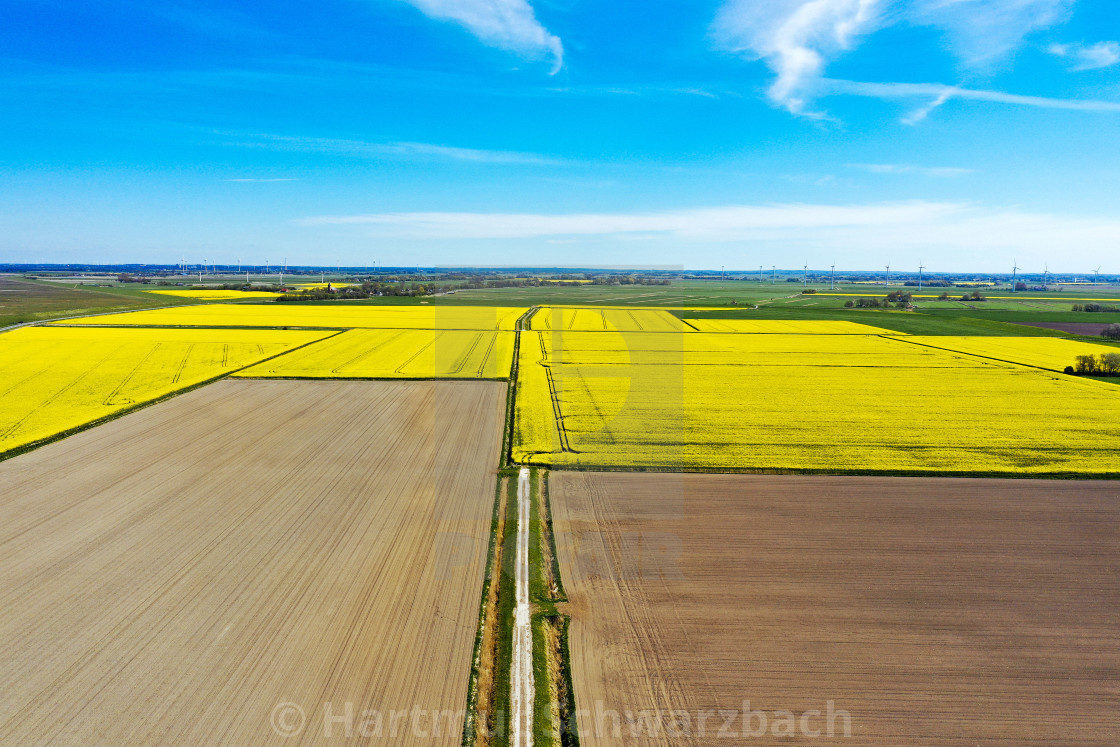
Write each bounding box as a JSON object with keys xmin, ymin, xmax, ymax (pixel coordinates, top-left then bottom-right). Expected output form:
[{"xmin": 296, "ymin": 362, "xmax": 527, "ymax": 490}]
[
  {"xmin": 0, "ymin": 379, "xmax": 505, "ymax": 745},
  {"xmin": 551, "ymin": 472, "xmax": 1120, "ymax": 746}
]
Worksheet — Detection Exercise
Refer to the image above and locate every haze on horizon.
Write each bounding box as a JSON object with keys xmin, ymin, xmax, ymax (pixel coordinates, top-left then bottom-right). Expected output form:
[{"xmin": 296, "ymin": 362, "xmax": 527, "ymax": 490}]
[{"xmin": 2, "ymin": 0, "xmax": 1119, "ymax": 273}]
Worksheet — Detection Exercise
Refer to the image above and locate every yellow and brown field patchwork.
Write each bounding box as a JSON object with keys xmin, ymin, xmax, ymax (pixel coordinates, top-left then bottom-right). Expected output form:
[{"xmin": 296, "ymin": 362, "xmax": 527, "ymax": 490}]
[
  {"xmin": 0, "ymin": 326, "xmax": 330, "ymax": 454},
  {"xmin": 513, "ymin": 329, "xmax": 1120, "ymax": 474}
]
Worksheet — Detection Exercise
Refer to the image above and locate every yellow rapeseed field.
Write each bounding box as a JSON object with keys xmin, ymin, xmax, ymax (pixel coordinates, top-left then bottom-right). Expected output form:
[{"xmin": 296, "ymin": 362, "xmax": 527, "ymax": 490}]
[
  {"xmin": 234, "ymin": 329, "xmax": 515, "ymax": 379},
  {"xmin": 529, "ymin": 306, "xmax": 689, "ymax": 332},
  {"xmin": 685, "ymin": 319, "xmax": 904, "ymax": 334},
  {"xmin": 512, "ymin": 330, "xmax": 1120, "ymax": 474},
  {"xmin": 52, "ymin": 304, "xmax": 527, "ymax": 330},
  {"xmin": 146, "ymin": 290, "xmax": 282, "ymax": 300},
  {"xmin": 899, "ymin": 336, "xmax": 1120, "ymax": 372},
  {"xmin": 0, "ymin": 326, "xmax": 329, "ymax": 454}
]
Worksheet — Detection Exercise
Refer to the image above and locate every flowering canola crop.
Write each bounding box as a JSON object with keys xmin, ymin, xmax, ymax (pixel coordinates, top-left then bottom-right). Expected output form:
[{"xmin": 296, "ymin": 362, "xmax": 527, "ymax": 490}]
[
  {"xmin": 53, "ymin": 304, "xmax": 527, "ymax": 331},
  {"xmin": 234, "ymin": 329, "xmax": 515, "ymax": 379},
  {"xmin": 512, "ymin": 330, "xmax": 1120, "ymax": 474},
  {"xmin": 0, "ymin": 326, "xmax": 329, "ymax": 454},
  {"xmin": 530, "ymin": 307, "xmax": 688, "ymax": 333},
  {"xmin": 146, "ymin": 290, "xmax": 282, "ymax": 300},
  {"xmin": 900, "ymin": 336, "xmax": 1120, "ymax": 372},
  {"xmin": 685, "ymin": 319, "xmax": 904, "ymax": 334}
]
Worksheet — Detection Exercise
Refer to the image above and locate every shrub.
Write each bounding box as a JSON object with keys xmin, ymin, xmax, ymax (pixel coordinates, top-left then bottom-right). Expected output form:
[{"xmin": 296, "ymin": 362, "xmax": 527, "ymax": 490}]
[
  {"xmin": 1102, "ymin": 324, "xmax": 1120, "ymax": 340},
  {"xmin": 1064, "ymin": 365, "xmax": 1076, "ymax": 375}
]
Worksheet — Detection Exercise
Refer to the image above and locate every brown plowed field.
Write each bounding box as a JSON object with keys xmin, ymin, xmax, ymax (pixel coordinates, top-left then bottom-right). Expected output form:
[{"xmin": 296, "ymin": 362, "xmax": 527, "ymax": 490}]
[
  {"xmin": 0, "ymin": 379, "xmax": 505, "ymax": 745},
  {"xmin": 551, "ymin": 472, "xmax": 1120, "ymax": 745}
]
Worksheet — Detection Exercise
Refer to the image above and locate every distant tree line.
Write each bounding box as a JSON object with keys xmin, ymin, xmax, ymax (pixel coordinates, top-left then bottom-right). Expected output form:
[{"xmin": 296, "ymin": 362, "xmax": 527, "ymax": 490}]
[
  {"xmin": 1066, "ymin": 353, "xmax": 1120, "ymax": 376},
  {"xmin": 843, "ymin": 291, "xmax": 912, "ymax": 309},
  {"xmin": 277, "ymin": 281, "xmax": 446, "ymax": 301},
  {"xmin": 936, "ymin": 290, "xmax": 987, "ymax": 301},
  {"xmin": 903, "ymin": 278, "xmax": 953, "ymax": 287},
  {"xmin": 1072, "ymin": 303, "xmax": 1120, "ymax": 312}
]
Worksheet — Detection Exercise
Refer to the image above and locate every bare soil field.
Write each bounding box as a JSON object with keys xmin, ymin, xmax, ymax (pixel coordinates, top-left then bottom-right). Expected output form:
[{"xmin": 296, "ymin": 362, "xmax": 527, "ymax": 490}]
[
  {"xmin": 551, "ymin": 472, "xmax": 1120, "ymax": 746},
  {"xmin": 1016, "ymin": 321, "xmax": 1113, "ymax": 336},
  {"xmin": 0, "ymin": 379, "xmax": 506, "ymax": 745}
]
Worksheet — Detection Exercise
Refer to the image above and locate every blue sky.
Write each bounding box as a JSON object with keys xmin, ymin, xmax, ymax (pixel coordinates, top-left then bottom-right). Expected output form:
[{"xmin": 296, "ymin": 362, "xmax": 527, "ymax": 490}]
[{"xmin": 2, "ymin": 0, "xmax": 1119, "ymax": 271}]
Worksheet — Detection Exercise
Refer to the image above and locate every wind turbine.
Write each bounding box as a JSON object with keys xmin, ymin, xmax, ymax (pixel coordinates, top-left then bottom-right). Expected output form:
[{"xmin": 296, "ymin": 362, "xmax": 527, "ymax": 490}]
[
  {"xmin": 803, "ymin": 264, "xmax": 808, "ymax": 286},
  {"xmin": 759, "ymin": 265, "xmax": 763, "ymax": 284},
  {"xmin": 830, "ymin": 264, "xmax": 835, "ymax": 290},
  {"xmin": 1094, "ymin": 266, "xmax": 1102, "ymax": 284},
  {"xmin": 885, "ymin": 263, "xmax": 890, "ymax": 287},
  {"xmin": 1043, "ymin": 263, "xmax": 1049, "ymax": 287},
  {"xmin": 918, "ymin": 260, "xmax": 925, "ymax": 290},
  {"xmin": 1011, "ymin": 260, "xmax": 1020, "ymax": 290},
  {"xmin": 772, "ymin": 265, "xmax": 776, "ymax": 284}
]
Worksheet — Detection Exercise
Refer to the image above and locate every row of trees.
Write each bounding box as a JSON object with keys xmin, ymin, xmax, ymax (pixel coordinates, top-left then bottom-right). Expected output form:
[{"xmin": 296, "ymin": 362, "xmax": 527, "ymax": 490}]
[
  {"xmin": 1067, "ymin": 353, "xmax": 1120, "ymax": 376},
  {"xmin": 1072, "ymin": 303, "xmax": 1120, "ymax": 312},
  {"xmin": 1102, "ymin": 324, "xmax": 1120, "ymax": 340},
  {"xmin": 277, "ymin": 281, "xmax": 444, "ymax": 301},
  {"xmin": 843, "ymin": 292, "xmax": 912, "ymax": 309}
]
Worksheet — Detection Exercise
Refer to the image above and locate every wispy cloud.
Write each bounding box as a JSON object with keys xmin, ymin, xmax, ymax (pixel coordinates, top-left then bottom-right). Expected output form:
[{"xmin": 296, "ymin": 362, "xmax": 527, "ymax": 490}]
[
  {"xmin": 298, "ymin": 201, "xmax": 966, "ymax": 239},
  {"xmin": 712, "ymin": 0, "xmax": 1076, "ymax": 116},
  {"xmin": 712, "ymin": 0, "xmax": 882, "ymax": 115},
  {"xmin": 222, "ymin": 178, "xmax": 299, "ymax": 183},
  {"xmin": 849, "ymin": 163, "xmax": 973, "ymax": 177},
  {"xmin": 296, "ymin": 201, "xmax": 1120, "ymax": 260},
  {"xmin": 394, "ymin": 0, "xmax": 563, "ymax": 73},
  {"xmin": 826, "ymin": 79, "xmax": 1120, "ymax": 120},
  {"xmin": 909, "ymin": 0, "xmax": 1073, "ymax": 68},
  {"xmin": 1048, "ymin": 41, "xmax": 1120, "ymax": 71},
  {"xmin": 220, "ymin": 132, "xmax": 562, "ymax": 165}
]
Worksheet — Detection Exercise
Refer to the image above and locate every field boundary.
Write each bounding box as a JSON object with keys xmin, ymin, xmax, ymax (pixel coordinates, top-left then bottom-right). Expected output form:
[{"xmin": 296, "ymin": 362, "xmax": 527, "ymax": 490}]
[
  {"xmin": 501, "ymin": 307, "xmax": 537, "ymax": 468},
  {"xmin": 887, "ymin": 334, "xmax": 1120, "ymax": 383},
  {"xmin": 0, "ymin": 330, "xmax": 344, "ymax": 464},
  {"xmin": 527, "ymin": 462, "xmax": 1120, "ymax": 480},
  {"xmin": 461, "ymin": 473, "xmax": 511, "ymax": 747}
]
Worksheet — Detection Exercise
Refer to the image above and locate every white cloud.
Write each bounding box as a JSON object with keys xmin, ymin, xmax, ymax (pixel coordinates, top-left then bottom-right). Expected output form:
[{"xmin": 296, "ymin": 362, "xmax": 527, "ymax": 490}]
[
  {"xmin": 712, "ymin": 0, "xmax": 1076, "ymax": 115},
  {"xmin": 221, "ymin": 132, "xmax": 562, "ymax": 165},
  {"xmin": 395, "ymin": 0, "xmax": 563, "ymax": 73},
  {"xmin": 826, "ymin": 79, "xmax": 1120, "ymax": 118},
  {"xmin": 297, "ymin": 200, "xmax": 1120, "ymax": 263},
  {"xmin": 1048, "ymin": 41, "xmax": 1120, "ymax": 71},
  {"xmin": 300, "ymin": 201, "xmax": 961, "ymax": 238},
  {"xmin": 849, "ymin": 163, "xmax": 973, "ymax": 176},
  {"xmin": 712, "ymin": 0, "xmax": 882, "ymax": 114},
  {"xmin": 909, "ymin": 0, "xmax": 1074, "ymax": 67}
]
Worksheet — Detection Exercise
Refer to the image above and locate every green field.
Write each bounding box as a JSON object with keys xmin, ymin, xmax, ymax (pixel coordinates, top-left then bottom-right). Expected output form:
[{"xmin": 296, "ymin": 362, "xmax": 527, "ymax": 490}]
[{"xmin": 0, "ymin": 276, "xmax": 195, "ymax": 329}]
